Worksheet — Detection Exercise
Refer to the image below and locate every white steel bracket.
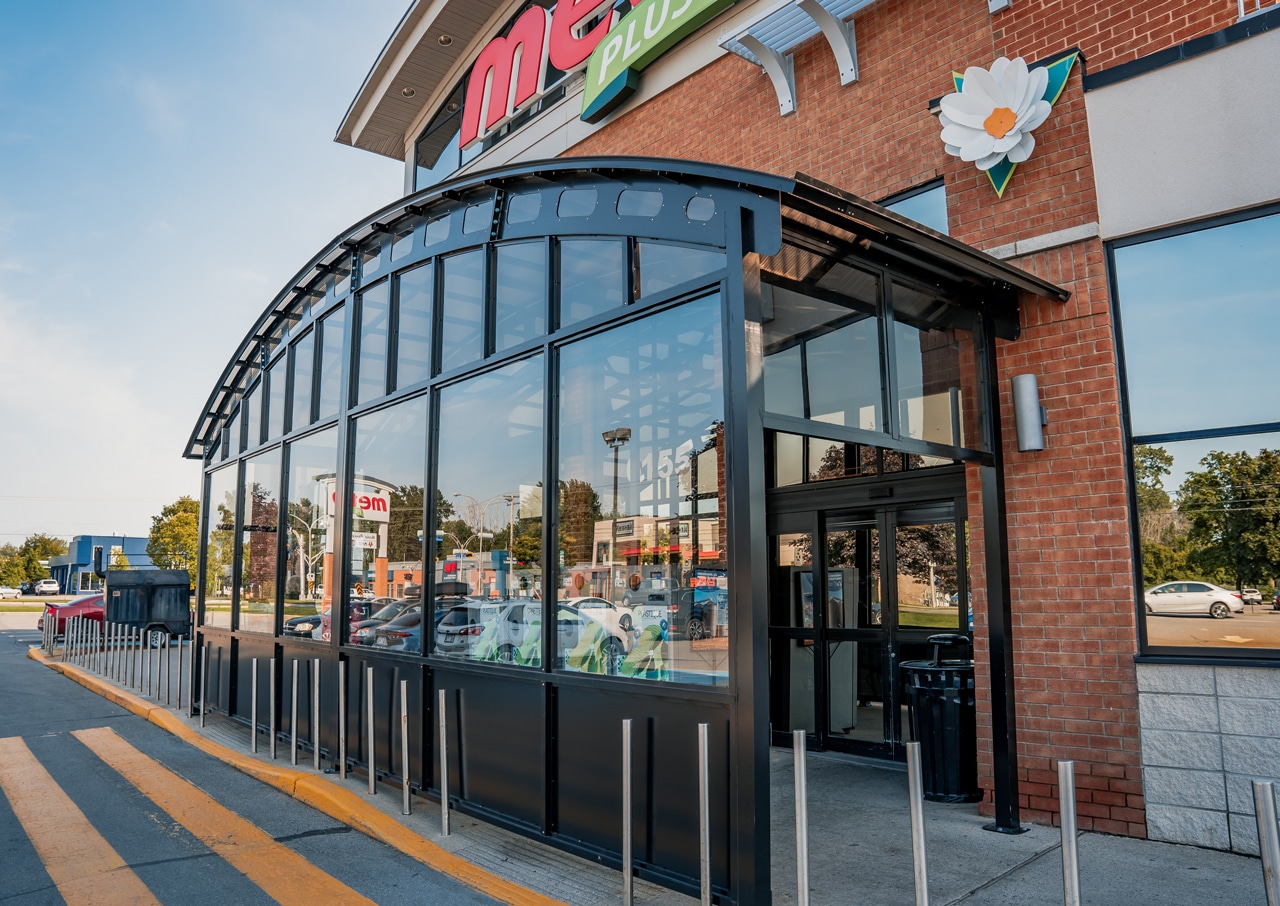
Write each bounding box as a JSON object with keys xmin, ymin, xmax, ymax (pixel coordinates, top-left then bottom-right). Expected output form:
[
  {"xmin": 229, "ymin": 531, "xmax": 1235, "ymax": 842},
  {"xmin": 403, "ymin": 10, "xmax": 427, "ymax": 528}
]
[
  {"xmin": 797, "ymin": 0, "xmax": 858, "ymax": 85},
  {"xmin": 736, "ymin": 34, "xmax": 797, "ymax": 116}
]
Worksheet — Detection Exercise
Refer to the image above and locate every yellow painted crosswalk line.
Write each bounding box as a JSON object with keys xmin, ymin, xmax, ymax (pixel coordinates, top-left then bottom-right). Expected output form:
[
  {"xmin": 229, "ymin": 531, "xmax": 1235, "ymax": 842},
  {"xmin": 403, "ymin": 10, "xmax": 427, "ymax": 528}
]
[
  {"xmin": 0, "ymin": 735, "xmax": 159, "ymax": 906},
  {"xmin": 73, "ymin": 727, "xmax": 376, "ymax": 906}
]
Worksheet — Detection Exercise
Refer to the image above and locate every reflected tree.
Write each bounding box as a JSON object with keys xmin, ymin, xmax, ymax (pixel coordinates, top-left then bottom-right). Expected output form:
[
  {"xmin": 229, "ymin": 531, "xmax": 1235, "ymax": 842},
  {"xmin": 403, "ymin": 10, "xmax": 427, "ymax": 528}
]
[
  {"xmin": 560, "ymin": 479, "xmax": 602, "ymax": 568},
  {"xmin": 1179, "ymin": 447, "xmax": 1280, "ymax": 589}
]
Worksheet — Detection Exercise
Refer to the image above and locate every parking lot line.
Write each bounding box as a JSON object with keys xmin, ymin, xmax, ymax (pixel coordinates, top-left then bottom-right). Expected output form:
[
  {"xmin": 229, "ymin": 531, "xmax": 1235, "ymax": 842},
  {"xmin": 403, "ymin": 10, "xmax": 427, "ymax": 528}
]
[
  {"xmin": 0, "ymin": 735, "xmax": 159, "ymax": 905},
  {"xmin": 72, "ymin": 727, "xmax": 377, "ymax": 906}
]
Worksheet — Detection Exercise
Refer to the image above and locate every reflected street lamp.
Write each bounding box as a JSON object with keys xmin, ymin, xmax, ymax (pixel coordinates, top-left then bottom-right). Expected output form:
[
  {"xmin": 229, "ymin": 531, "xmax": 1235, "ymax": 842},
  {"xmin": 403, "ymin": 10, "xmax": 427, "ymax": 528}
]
[{"xmin": 602, "ymin": 427, "xmax": 631, "ymax": 517}]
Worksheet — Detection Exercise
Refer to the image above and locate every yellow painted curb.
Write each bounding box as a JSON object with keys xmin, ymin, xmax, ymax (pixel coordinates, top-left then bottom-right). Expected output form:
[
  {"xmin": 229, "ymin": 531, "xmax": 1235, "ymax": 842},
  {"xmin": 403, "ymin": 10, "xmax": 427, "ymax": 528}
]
[{"xmin": 28, "ymin": 646, "xmax": 566, "ymax": 906}]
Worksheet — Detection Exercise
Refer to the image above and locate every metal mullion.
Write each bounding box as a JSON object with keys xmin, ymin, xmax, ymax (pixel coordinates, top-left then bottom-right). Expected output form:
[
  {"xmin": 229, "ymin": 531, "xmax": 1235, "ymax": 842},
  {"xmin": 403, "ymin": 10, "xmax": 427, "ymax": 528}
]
[
  {"xmin": 483, "ymin": 243, "xmax": 497, "ymax": 359},
  {"xmin": 387, "ymin": 272, "xmax": 401, "ymax": 395},
  {"xmin": 879, "ymin": 272, "xmax": 898, "ymax": 439},
  {"xmin": 275, "ymin": 443, "xmax": 291, "ymax": 639},
  {"xmin": 424, "ymin": 385, "xmax": 443, "ymax": 660},
  {"xmin": 812, "ymin": 510, "xmax": 831, "ymax": 746},
  {"xmin": 541, "ymin": 339, "xmax": 558, "ymax": 837},
  {"xmin": 230, "ymin": 459, "xmax": 246, "ymax": 637}
]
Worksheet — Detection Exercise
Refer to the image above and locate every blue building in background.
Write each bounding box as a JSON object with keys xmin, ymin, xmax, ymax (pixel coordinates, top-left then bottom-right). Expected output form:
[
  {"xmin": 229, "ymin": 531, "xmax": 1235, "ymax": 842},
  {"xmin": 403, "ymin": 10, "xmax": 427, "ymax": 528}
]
[{"xmin": 47, "ymin": 535, "xmax": 154, "ymax": 594}]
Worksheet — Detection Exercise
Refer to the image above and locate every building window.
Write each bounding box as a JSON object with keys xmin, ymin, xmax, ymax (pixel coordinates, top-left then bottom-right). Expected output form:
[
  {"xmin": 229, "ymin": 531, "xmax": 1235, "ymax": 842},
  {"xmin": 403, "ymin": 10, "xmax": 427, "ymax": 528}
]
[
  {"xmin": 266, "ymin": 356, "xmax": 287, "ymax": 440},
  {"xmin": 556, "ymin": 294, "xmax": 729, "ymax": 685},
  {"xmin": 355, "ymin": 281, "xmax": 391, "ymax": 406},
  {"xmin": 238, "ymin": 448, "xmax": 281, "ymax": 633},
  {"xmin": 290, "ymin": 330, "xmax": 315, "ymax": 432},
  {"xmin": 316, "ymin": 305, "xmax": 346, "ymax": 420},
  {"xmin": 440, "ymin": 250, "xmax": 485, "ymax": 373},
  {"xmin": 395, "ymin": 262, "xmax": 433, "ymax": 389},
  {"xmin": 283, "ymin": 427, "xmax": 338, "ymax": 635},
  {"xmin": 346, "ymin": 395, "xmax": 428, "ymax": 649},
  {"xmin": 203, "ymin": 465, "xmax": 238, "ymax": 629},
  {"xmin": 431, "ymin": 356, "xmax": 544, "ymax": 663},
  {"xmin": 1113, "ymin": 206, "xmax": 1280, "ymax": 653},
  {"xmin": 882, "ymin": 181, "xmax": 949, "ymax": 235}
]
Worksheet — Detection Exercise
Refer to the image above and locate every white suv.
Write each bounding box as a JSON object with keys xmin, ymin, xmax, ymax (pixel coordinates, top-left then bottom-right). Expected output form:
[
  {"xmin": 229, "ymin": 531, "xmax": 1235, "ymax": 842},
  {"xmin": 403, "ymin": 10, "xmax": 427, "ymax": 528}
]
[{"xmin": 33, "ymin": 579, "xmax": 60, "ymax": 595}]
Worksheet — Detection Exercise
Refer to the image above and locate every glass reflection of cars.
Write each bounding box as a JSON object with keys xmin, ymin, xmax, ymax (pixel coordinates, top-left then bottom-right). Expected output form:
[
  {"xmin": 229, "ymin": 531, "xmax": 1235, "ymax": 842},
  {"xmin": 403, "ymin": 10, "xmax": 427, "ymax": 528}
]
[
  {"xmin": 558, "ymin": 601, "xmax": 633, "ymax": 674},
  {"xmin": 1144, "ymin": 581, "xmax": 1243, "ymax": 619},
  {"xmin": 350, "ymin": 597, "xmax": 417, "ymax": 645},
  {"xmin": 369, "ymin": 602, "xmax": 424, "ymax": 652},
  {"xmin": 434, "ymin": 603, "xmax": 484, "ymax": 656},
  {"xmin": 565, "ymin": 596, "xmax": 635, "ymax": 633},
  {"xmin": 283, "ymin": 614, "xmax": 321, "ymax": 638}
]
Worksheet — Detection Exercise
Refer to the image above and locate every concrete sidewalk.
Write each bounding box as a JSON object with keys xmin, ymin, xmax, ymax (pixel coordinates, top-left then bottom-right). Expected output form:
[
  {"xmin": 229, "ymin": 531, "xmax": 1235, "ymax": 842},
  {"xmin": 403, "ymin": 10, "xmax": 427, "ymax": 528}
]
[{"xmin": 12, "ymin": 612, "xmax": 1269, "ymax": 906}]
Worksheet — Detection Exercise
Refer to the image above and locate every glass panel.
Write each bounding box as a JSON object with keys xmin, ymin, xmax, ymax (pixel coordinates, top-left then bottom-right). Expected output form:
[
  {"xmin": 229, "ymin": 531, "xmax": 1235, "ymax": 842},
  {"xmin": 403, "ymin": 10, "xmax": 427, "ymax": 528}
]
[
  {"xmin": 396, "ymin": 262, "xmax": 433, "ymax": 388},
  {"xmin": 1115, "ymin": 211, "xmax": 1280, "ymax": 436},
  {"xmin": 762, "ymin": 344, "xmax": 803, "ymax": 417},
  {"xmin": 361, "ymin": 244, "xmax": 382, "ymax": 280},
  {"xmin": 827, "ymin": 640, "xmax": 886, "ymax": 743},
  {"xmin": 773, "ymin": 432, "xmax": 804, "ymax": 488},
  {"xmin": 686, "ymin": 196, "xmax": 715, "ymax": 221},
  {"xmin": 762, "ymin": 281, "xmax": 883, "ymax": 432},
  {"xmin": 770, "ymin": 636, "xmax": 815, "ymax": 734},
  {"xmin": 290, "ymin": 331, "xmax": 315, "ymax": 431},
  {"xmin": 350, "ymin": 396, "xmax": 428, "ymax": 652},
  {"xmin": 891, "ymin": 282, "xmax": 984, "ymax": 450},
  {"xmin": 333, "ymin": 258, "xmax": 352, "ymax": 299},
  {"xmin": 557, "ymin": 295, "xmax": 728, "ymax": 685},
  {"xmin": 266, "ymin": 357, "xmax": 286, "ymax": 440},
  {"xmin": 636, "ymin": 242, "xmax": 725, "ymax": 297},
  {"xmin": 356, "ymin": 282, "xmax": 390, "ymax": 406},
  {"xmin": 507, "ymin": 192, "xmax": 541, "ymax": 224},
  {"xmin": 1136, "ymin": 434, "xmax": 1280, "ymax": 650},
  {"xmin": 770, "ymin": 532, "xmax": 814, "ymax": 628},
  {"xmin": 424, "ymin": 215, "xmax": 451, "ymax": 248},
  {"xmin": 617, "ymin": 189, "xmax": 662, "ymax": 217},
  {"xmin": 440, "ymin": 250, "xmax": 484, "ymax": 372},
  {"xmin": 202, "ymin": 465, "xmax": 237, "ymax": 628},
  {"xmin": 282, "ymin": 427, "xmax": 337, "ymax": 637},
  {"xmin": 495, "ymin": 242, "xmax": 547, "ymax": 352},
  {"xmin": 238, "ymin": 448, "xmax": 281, "ymax": 633},
  {"xmin": 226, "ymin": 408, "xmax": 241, "ymax": 457},
  {"xmin": 884, "ymin": 183, "xmax": 949, "ymax": 235},
  {"xmin": 432, "ymin": 356, "xmax": 544, "ymax": 664},
  {"xmin": 240, "ymin": 385, "xmax": 257, "ymax": 451},
  {"xmin": 316, "ymin": 306, "xmax": 346, "ymax": 419},
  {"xmin": 391, "ymin": 227, "xmax": 414, "ymax": 261},
  {"xmin": 559, "ymin": 239, "xmax": 626, "ymax": 327},
  {"xmin": 893, "ymin": 517, "xmax": 959, "ymax": 629},
  {"xmin": 825, "ymin": 519, "xmax": 882, "ymax": 629},
  {"xmin": 557, "ymin": 189, "xmax": 597, "ymax": 218},
  {"xmin": 463, "ymin": 199, "xmax": 495, "ymax": 234}
]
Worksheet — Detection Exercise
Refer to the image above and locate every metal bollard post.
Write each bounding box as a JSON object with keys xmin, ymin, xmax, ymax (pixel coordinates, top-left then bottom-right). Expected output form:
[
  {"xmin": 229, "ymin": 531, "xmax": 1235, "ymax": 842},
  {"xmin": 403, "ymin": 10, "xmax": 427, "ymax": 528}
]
[
  {"xmin": 794, "ymin": 730, "xmax": 810, "ymax": 906},
  {"xmin": 906, "ymin": 741, "xmax": 930, "ymax": 906},
  {"xmin": 200, "ymin": 643, "xmax": 209, "ymax": 728},
  {"xmin": 1059, "ymin": 760, "xmax": 1081, "ymax": 906},
  {"xmin": 367, "ymin": 667, "xmax": 376, "ymax": 796},
  {"xmin": 251, "ymin": 657, "xmax": 259, "ymax": 754},
  {"xmin": 699, "ymin": 722, "xmax": 711, "ymax": 906},
  {"xmin": 339, "ymin": 661, "xmax": 347, "ymax": 779},
  {"xmin": 145, "ymin": 631, "xmax": 152, "ymax": 695},
  {"xmin": 439, "ymin": 688, "xmax": 449, "ymax": 835},
  {"xmin": 313, "ymin": 659, "xmax": 321, "ymax": 771},
  {"xmin": 163, "ymin": 635, "xmax": 171, "ymax": 705},
  {"xmin": 269, "ymin": 657, "xmax": 277, "ymax": 760},
  {"xmin": 291, "ymin": 659, "xmax": 299, "ymax": 766},
  {"xmin": 177, "ymin": 637, "xmax": 185, "ymax": 709},
  {"xmin": 1254, "ymin": 780, "xmax": 1280, "ymax": 906},
  {"xmin": 622, "ymin": 719, "xmax": 633, "ymax": 906},
  {"xmin": 400, "ymin": 680, "xmax": 411, "ymax": 816}
]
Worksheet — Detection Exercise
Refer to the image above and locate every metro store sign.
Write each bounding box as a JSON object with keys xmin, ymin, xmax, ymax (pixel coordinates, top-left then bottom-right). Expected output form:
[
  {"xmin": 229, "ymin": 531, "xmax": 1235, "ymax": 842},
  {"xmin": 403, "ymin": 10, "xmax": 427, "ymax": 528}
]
[{"xmin": 461, "ymin": 0, "xmax": 735, "ymax": 149}]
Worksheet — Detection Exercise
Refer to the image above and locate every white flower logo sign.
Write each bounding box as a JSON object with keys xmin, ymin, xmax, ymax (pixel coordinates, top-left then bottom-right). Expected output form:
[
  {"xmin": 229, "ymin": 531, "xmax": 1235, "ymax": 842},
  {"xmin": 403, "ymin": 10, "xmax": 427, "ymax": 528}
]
[{"xmin": 939, "ymin": 51, "xmax": 1079, "ymax": 197}]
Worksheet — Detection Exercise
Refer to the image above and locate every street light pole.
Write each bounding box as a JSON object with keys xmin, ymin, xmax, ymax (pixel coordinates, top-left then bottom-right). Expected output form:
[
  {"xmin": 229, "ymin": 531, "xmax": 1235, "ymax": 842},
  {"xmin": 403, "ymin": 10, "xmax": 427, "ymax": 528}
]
[{"xmin": 602, "ymin": 428, "xmax": 632, "ymax": 517}]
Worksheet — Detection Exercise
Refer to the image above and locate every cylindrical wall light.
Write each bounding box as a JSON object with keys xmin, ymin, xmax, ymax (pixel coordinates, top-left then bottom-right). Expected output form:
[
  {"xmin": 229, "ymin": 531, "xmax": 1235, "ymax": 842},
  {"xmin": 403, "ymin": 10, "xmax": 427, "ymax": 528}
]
[{"xmin": 1011, "ymin": 374, "xmax": 1048, "ymax": 452}]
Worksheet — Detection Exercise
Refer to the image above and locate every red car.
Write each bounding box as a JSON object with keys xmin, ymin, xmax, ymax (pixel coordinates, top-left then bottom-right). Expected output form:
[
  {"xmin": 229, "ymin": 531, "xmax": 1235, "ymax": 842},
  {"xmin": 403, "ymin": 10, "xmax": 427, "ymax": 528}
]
[{"xmin": 38, "ymin": 594, "xmax": 104, "ymax": 637}]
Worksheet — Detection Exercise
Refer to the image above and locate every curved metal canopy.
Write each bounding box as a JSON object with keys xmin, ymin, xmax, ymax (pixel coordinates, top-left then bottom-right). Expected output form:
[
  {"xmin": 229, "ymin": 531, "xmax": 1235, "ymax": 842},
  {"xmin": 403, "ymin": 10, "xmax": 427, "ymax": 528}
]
[{"xmin": 184, "ymin": 157, "xmax": 1067, "ymax": 460}]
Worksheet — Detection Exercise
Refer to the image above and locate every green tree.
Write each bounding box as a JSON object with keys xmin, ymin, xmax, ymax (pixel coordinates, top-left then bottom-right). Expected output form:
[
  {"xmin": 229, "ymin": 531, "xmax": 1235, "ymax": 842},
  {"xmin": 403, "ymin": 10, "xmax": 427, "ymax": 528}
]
[
  {"xmin": 1178, "ymin": 447, "xmax": 1280, "ymax": 589},
  {"xmin": 110, "ymin": 548, "xmax": 132, "ymax": 569},
  {"xmin": 1132, "ymin": 444, "xmax": 1190, "ymax": 584},
  {"xmin": 0, "ymin": 534, "xmax": 69, "ymax": 584},
  {"xmin": 147, "ymin": 497, "xmax": 201, "ymax": 571},
  {"xmin": 559, "ymin": 479, "xmax": 602, "ymax": 568}
]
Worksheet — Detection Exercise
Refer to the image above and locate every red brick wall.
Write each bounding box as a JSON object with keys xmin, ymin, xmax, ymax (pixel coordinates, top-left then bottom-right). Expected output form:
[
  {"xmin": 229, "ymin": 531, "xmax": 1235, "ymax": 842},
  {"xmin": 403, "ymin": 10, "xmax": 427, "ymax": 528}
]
[{"xmin": 562, "ymin": 0, "xmax": 1238, "ymax": 837}]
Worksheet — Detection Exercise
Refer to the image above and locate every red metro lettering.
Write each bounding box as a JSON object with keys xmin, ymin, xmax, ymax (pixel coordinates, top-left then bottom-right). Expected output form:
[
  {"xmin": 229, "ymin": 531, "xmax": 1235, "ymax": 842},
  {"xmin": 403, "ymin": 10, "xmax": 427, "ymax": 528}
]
[
  {"xmin": 460, "ymin": 1, "xmax": 621, "ymax": 150},
  {"xmin": 353, "ymin": 493, "xmax": 388, "ymax": 513}
]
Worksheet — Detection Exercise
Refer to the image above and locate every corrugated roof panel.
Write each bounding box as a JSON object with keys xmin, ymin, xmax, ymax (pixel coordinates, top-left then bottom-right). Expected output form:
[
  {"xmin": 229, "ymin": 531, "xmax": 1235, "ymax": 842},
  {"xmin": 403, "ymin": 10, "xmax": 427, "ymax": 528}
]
[{"xmin": 725, "ymin": 0, "xmax": 876, "ymax": 66}]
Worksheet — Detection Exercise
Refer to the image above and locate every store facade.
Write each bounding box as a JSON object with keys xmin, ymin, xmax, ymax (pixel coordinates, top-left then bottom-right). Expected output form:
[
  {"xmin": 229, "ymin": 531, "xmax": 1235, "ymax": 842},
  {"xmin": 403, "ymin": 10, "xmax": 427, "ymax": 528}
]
[{"xmin": 187, "ymin": 0, "xmax": 1280, "ymax": 899}]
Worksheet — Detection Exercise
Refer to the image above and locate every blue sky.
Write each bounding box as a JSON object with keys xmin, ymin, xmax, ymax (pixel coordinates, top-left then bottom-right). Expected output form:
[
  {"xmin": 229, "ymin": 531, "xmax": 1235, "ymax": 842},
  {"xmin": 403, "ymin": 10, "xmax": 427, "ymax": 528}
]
[{"xmin": 0, "ymin": 1, "xmax": 406, "ymax": 543}]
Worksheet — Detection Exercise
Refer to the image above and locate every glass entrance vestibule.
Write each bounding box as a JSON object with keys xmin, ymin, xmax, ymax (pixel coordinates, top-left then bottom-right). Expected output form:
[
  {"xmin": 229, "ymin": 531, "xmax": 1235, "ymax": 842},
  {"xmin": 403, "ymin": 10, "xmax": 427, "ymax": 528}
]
[{"xmin": 185, "ymin": 159, "xmax": 1064, "ymax": 905}]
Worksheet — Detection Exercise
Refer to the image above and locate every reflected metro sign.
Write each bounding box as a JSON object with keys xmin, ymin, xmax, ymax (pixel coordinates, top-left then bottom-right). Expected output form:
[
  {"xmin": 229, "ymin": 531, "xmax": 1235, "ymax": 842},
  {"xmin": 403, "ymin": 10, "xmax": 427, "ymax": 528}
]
[{"xmin": 461, "ymin": 0, "xmax": 735, "ymax": 149}]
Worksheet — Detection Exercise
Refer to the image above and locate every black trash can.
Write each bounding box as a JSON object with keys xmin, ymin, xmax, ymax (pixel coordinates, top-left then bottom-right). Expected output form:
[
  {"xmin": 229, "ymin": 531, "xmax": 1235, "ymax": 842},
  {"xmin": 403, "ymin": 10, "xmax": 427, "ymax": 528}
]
[{"xmin": 901, "ymin": 634, "xmax": 981, "ymax": 803}]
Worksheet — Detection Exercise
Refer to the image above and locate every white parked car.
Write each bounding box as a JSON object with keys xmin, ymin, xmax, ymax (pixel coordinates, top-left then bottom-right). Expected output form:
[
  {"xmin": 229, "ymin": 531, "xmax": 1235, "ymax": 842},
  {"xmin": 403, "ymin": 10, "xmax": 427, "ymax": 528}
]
[
  {"xmin": 33, "ymin": 579, "xmax": 60, "ymax": 595},
  {"xmin": 1241, "ymin": 587, "xmax": 1263, "ymax": 606},
  {"xmin": 0, "ymin": 585, "xmax": 20, "ymax": 599},
  {"xmin": 1144, "ymin": 582, "xmax": 1243, "ymax": 619}
]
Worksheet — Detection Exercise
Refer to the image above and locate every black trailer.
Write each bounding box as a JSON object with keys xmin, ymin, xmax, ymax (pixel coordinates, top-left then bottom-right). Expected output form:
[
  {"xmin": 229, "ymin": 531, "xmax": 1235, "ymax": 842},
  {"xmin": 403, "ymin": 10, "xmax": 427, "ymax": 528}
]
[{"xmin": 104, "ymin": 569, "xmax": 192, "ymax": 644}]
